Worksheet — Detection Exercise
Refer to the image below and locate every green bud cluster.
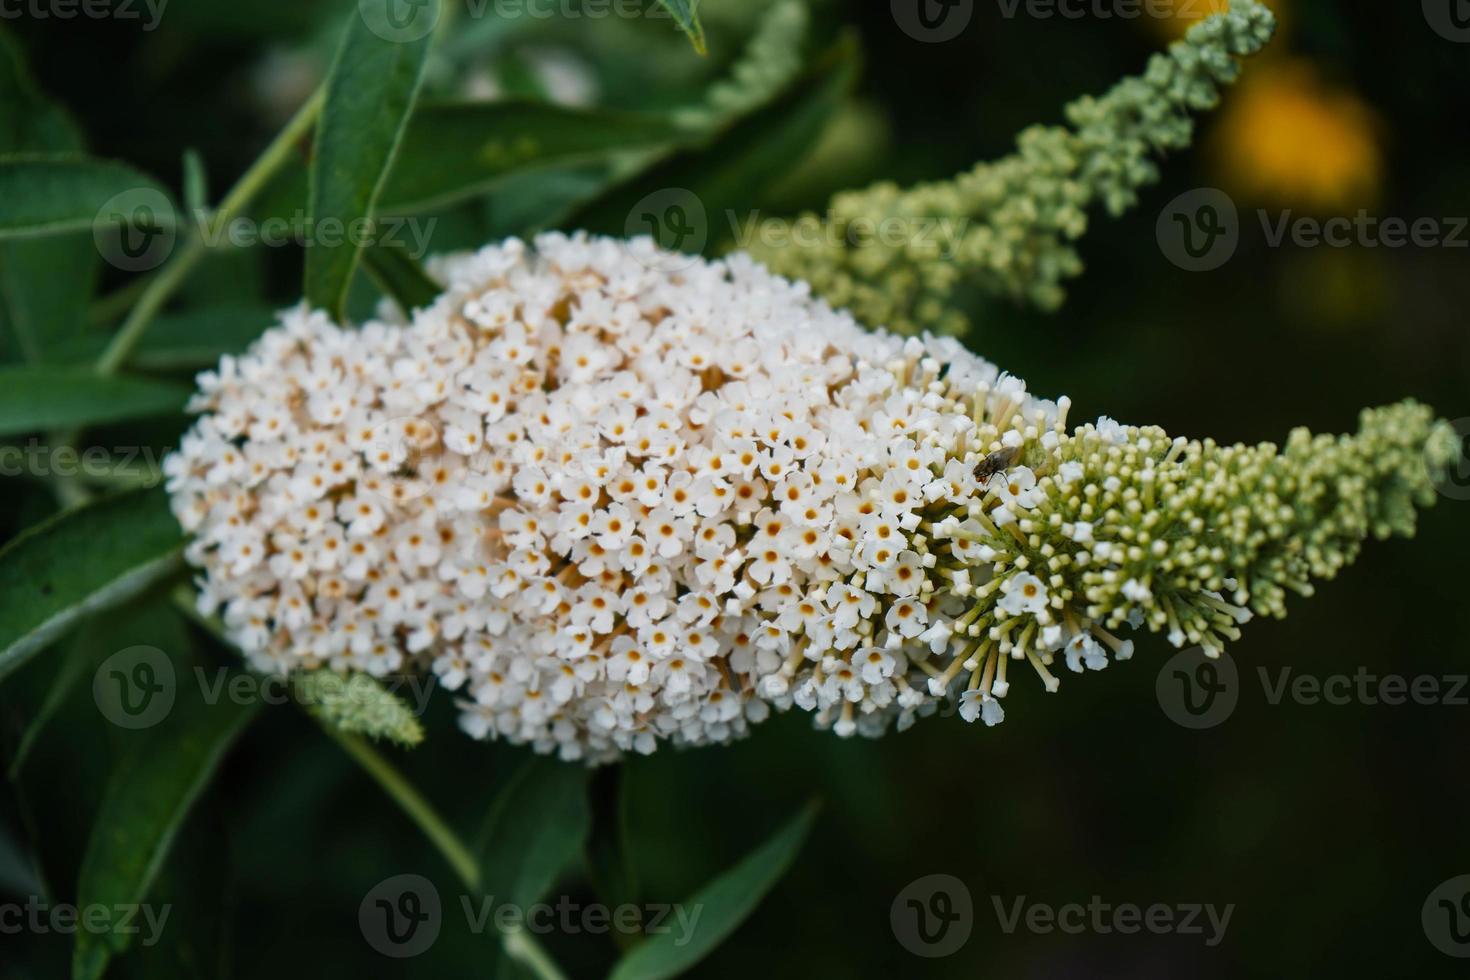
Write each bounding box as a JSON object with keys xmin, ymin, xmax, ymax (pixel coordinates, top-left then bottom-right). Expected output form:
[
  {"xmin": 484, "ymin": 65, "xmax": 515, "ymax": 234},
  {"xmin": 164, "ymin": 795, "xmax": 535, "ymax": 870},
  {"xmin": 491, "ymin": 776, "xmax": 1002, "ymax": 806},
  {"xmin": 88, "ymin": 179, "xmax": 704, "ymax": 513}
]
[
  {"xmin": 943, "ymin": 400, "xmax": 1454, "ymax": 666},
  {"xmin": 292, "ymin": 670, "xmax": 425, "ymax": 747},
  {"xmin": 745, "ymin": 0, "xmax": 1276, "ymax": 335}
]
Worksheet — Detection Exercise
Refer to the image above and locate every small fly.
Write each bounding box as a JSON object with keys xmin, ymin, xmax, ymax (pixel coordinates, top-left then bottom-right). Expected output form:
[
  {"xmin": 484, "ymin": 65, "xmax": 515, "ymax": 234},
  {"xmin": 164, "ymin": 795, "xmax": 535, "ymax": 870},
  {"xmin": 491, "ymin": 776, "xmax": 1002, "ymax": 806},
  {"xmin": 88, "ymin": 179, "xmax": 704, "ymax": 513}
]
[{"xmin": 973, "ymin": 446, "xmax": 1020, "ymax": 487}]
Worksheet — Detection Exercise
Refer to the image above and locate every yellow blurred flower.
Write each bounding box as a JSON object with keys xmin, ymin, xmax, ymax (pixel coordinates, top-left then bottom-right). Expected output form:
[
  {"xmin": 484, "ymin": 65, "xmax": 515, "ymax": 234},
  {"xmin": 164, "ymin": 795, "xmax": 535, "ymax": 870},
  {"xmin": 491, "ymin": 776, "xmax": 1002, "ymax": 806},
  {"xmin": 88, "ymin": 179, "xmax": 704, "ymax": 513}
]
[{"xmin": 1209, "ymin": 60, "xmax": 1382, "ymax": 211}]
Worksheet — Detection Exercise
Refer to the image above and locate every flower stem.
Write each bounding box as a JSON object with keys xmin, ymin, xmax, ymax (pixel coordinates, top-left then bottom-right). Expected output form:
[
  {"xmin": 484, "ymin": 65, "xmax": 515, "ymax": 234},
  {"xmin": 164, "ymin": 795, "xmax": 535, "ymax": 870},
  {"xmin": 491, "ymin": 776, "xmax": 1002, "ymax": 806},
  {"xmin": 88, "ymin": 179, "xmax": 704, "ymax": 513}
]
[
  {"xmin": 323, "ymin": 729, "xmax": 568, "ymax": 980},
  {"xmin": 94, "ymin": 86, "xmax": 324, "ymax": 376},
  {"xmin": 323, "ymin": 727, "xmax": 482, "ymax": 892}
]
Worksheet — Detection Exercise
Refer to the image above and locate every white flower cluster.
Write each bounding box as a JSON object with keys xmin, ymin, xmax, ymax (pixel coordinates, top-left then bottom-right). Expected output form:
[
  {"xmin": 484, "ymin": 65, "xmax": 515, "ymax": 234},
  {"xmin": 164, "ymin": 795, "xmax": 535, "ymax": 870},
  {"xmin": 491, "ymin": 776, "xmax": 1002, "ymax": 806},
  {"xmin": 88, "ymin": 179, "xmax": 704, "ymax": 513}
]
[{"xmin": 166, "ymin": 233, "xmax": 1138, "ymax": 762}]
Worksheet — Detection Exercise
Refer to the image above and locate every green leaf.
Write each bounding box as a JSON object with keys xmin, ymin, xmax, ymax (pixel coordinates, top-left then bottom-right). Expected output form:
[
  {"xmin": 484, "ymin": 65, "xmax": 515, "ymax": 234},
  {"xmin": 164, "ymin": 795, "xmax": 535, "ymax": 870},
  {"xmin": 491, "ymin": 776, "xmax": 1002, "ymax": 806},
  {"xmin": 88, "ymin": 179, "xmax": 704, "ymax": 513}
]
[
  {"xmin": 570, "ymin": 36, "xmax": 858, "ymax": 247},
  {"xmin": 0, "ymin": 24, "xmax": 81, "ymax": 154},
  {"xmin": 361, "ymin": 242, "xmax": 443, "ymax": 316},
  {"xmin": 56, "ymin": 305, "xmax": 274, "ymax": 371},
  {"xmin": 0, "ymin": 24, "xmax": 99, "ymax": 364},
  {"xmin": 379, "ymin": 100, "xmax": 688, "ymax": 215},
  {"xmin": 304, "ymin": 0, "xmax": 438, "ymax": 321},
  {"xmin": 72, "ymin": 682, "xmax": 258, "ymax": 980},
  {"xmin": 129, "ymin": 305, "xmax": 273, "ymax": 370},
  {"xmin": 478, "ymin": 758, "xmax": 591, "ymax": 910},
  {"xmin": 182, "ymin": 148, "xmax": 209, "ymax": 216},
  {"xmin": 607, "ymin": 802, "xmax": 818, "ymax": 980},
  {"xmin": 655, "ymin": 0, "xmax": 707, "ymax": 55},
  {"xmin": 6, "ymin": 630, "xmax": 90, "ymax": 779},
  {"xmin": 0, "ymin": 489, "xmax": 183, "ymax": 684},
  {"xmin": 0, "ymin": 366, "xmax": 188, "ymax": 436},
  {"xmin": 0, "ymin": 155, "xmax": 174, "ymax": 241},
  {"xmin": 587, "ymin": 766, "xmax": 639, "ymax": 950}
]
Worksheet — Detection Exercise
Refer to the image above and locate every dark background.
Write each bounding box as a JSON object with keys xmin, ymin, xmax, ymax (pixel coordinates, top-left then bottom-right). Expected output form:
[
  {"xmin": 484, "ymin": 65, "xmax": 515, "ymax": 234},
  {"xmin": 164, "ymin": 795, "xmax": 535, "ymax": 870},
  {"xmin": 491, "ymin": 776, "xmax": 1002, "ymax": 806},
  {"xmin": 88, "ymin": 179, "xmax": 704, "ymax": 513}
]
[{"xmin": 3, "ymin": 0, "xmax": 1469, "ymax": 976}]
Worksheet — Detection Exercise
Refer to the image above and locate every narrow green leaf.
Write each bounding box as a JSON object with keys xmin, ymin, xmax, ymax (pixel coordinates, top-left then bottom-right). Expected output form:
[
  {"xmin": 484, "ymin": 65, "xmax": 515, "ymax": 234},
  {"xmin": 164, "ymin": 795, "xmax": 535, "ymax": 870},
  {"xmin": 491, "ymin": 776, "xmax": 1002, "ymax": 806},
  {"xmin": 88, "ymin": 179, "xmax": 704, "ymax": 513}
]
[
  {"xmin": 587, "ymin": 766, "xmax": 639, "ymax": 949},
  {"xmin": 655, "ymin": 0, "xmax": 707, "ymax": 55},
  {"xmin": 52, "ymin": 304, "xmax": 273, "ymax": 372},
  {"xmin": 478, "ymin": 758, "xmax": 591, "ymax": 910},
  {"xmin": 571, "ymin": 37, "xmax": 858, "ymax": 247},
  {"xmin": 0, "ymin": 24, "xmax": 98, "ymax": 364},
  {"xmin": 361, "ymin": 242, "xmax": 443, "ymax": 316},
  {"xmin": 380, "ymin": 100, "xmax": 688, "ymax": 215},
  {"xmin": 6, "ymin": 630, "xmax": 90, "ymax": 779},
  {"xmin": 304, "ymin": 0, "xmax": 438, "ymax": 321},
  {"xmin": 0, "ymin": 155, "xmax": 174, "ymax": 241},
  {"xmin": 0, "ymin": 24, "xmax": 80, "ymax": 155},
  {"xmin": 0, "ymin": 489, "xmax": 183, "ymax": 683},
  {"xmin": 129, "ymin": 305, "xmax": 273, "ymax": 370},
  {"xmin": 72, "ymin": 683, "xmax": 258, "ymax": 980},
  {"xmin": 608, "ymin": 802, "xmax": 819, "ymax": 980},
  {"xmin": 182, "ymin": 148, "xmax": 209, "ymax": 216},
  {"xmin": 0, "ymin": 818, "xmax": 44, "ymax": 897},
  {"xmin": 0, "ymin": 366, "xmax": 188, "ymax": 437}
]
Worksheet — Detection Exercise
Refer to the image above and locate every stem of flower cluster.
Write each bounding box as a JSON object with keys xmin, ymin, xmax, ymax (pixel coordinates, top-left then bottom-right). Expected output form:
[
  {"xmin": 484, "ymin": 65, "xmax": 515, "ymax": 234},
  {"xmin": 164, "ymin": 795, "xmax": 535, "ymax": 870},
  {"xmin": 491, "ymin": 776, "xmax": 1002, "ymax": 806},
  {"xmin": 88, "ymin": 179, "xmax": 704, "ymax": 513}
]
[
  {"xmin": 94, "ymin": 86, "xmax": 325, "ymax": 376},
  {"xmin": 323, "ymin": 727, "xmax": 482, "ymax": 890}
]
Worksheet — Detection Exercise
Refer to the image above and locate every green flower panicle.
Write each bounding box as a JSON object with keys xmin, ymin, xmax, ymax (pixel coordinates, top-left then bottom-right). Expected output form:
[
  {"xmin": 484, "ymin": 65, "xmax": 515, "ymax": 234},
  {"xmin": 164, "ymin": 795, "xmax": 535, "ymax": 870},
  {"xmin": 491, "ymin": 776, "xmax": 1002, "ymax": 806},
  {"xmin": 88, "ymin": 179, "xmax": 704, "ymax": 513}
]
[
  {"xmin": 744, "ymin": 0, "xmax": 1277, "ymax": 335},
  {"xmin": 293, "ymin": 670, "xmax": 426, "ymax": 747},
  {"xmin": 931, "ymin": 398, "xmax": 1452, "ymax": 704}
]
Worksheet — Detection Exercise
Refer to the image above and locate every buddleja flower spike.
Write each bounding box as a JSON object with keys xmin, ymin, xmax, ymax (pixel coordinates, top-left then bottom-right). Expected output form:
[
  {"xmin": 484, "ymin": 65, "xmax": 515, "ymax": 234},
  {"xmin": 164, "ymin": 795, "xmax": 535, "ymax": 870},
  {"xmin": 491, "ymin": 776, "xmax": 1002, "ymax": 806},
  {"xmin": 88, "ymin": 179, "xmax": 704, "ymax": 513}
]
[{"xmin": 165, "ymin": 235, "xmax": 1455, "ymax": 762}]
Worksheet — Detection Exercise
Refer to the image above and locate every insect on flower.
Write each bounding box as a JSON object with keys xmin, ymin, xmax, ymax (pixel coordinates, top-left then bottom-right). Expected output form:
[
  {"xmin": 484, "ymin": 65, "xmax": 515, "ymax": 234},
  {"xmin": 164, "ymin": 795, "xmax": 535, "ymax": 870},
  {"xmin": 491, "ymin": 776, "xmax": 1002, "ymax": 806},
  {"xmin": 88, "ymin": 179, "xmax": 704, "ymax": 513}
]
[{"xmin": 972, "ymin": 446, "xmax": 1020, "ymax": 487}]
